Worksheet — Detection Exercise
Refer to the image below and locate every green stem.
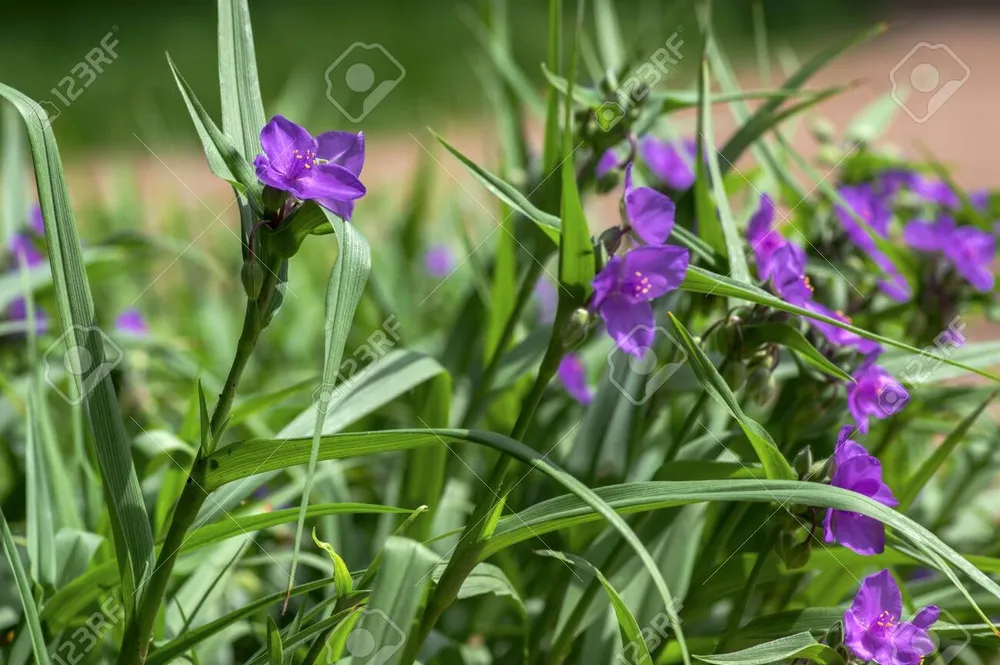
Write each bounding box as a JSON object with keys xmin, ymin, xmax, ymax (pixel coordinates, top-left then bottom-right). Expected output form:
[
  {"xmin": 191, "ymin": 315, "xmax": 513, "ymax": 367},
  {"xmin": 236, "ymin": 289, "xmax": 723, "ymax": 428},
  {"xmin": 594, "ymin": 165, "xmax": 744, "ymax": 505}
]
[
  {"xmin": 716, "ymin": 532, "xmax": 775, "ymax": 650},
  {"xmin": 118, "ymin": 273, "xmax": 278, "ymax": 665},
  {"xmin": 460, "ymin": 261, "xmax": 546, "ymax": 428},
  {"xmin": 398, "ymin": 340, "xmax": 566, "ymax": 665}
]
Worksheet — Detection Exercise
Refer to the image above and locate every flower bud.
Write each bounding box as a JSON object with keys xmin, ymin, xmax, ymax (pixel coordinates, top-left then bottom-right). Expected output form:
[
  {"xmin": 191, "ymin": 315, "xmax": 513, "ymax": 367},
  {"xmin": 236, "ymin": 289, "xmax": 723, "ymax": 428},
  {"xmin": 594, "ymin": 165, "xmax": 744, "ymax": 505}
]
[
  {"xmin": 241, "ymin": 258, "xmax": 264, "ymax": 300},
  {"xmin": 826, "ymin": 620, "xmax": 844, "ymax": 650},
  {"xmin": 560, "ymin": 308, "xmax": 593, "ymax": 350},
  {"xmin": 810, "ymin": 118, "xmax": 836, "ymax": 144},
  {"xmin": 793, "ymin": 446, "xmax": 814, "ymax": 479},
  {"xmin": 745, "ymin": 365, "xmax": 775, "ymax": 406},
  {"xmin": 262, "ymin": 185, "xmax": 288, "ymax": 216},
  {"xmin": 722, "ymin": 361, "xmax": 747, "ymax": 392}
]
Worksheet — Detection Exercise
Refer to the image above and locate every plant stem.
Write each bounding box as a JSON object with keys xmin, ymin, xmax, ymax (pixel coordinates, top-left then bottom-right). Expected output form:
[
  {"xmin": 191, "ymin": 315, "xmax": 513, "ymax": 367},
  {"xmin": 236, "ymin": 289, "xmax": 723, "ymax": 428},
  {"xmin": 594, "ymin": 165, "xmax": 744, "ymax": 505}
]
[
  {"xmin": 118, "ymin": 272, "xmax": 277, "ymax": 665},
  {"xmin": 398, "ymin": 340, "xmax": 566, "ymax": 665}
]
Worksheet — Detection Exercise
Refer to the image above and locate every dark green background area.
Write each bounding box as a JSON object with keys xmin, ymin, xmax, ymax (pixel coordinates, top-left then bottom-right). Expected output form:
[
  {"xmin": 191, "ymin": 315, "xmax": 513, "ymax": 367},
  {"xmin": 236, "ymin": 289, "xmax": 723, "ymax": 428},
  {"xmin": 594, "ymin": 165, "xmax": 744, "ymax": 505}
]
[{"xmin": 1, "ymin": 0, "xmax": 878, "ymax": 151}]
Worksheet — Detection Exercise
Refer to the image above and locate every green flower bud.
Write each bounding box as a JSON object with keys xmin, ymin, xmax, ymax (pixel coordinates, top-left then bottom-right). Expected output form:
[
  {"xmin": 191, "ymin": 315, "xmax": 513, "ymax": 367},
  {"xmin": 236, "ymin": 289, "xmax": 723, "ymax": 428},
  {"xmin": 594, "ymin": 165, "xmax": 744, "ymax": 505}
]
[
  {"xmin": 793, "ymin": 446, "xmax": 814, "ymax": 479},
  {"xmin": 262, "ymin": 185, "xmax": 288, "ymax": 216},
  {"xmin": 560, "ymin": 308, "xmax": 593, "ymax": 350},
  {"xmin": 826, "ymin": 620, "xmax": 844, "ymax": 650},
  {"xmin": 722, "ymin": 361, "xmax": 747, "ymax": 392},
  {"xmin": 745, "ymin": 365, "xmax": 775, "ymax": 405},
  {"xmin": 241, "ymin": 258, "xmax": 264, "ymax": 300}
]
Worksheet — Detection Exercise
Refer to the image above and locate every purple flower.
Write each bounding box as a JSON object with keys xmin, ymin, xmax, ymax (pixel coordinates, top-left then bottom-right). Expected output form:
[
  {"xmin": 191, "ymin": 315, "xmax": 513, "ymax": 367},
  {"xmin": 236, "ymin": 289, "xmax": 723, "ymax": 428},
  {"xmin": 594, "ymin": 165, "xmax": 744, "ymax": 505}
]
[
  {"xmin": 835, "ymin": 184, "xmax": 892, "ymax": 251},
  {"xmin": 7, "ymin": 297, "xmax": 48, "ymax": 335},
  {"xmin": 424, "ymin": 244, "xmax": 455, "ymax": 278},
  {"xmin": 30, "ymin": 205, "xmax": 44, "ymax": 235},
  {"xmin": 624, "ymin": 164, "xmax": 677, "ymax": 245},
  {"xmin": 746, "ymin": 195, "xmax": 813, "ymax": 305},
  {"xmin": 909, "ymin": 174, "xmax": 960, "ymax": 209},
  {"xmin": 804, "ymin": 301, "xmax": 883, "ymax": 356},
  {"xmin": 557, "ymin": 354, "xmax": 592, "ymax": 405},
  {"xmin": 844, "ymin": 570, "xmax": 939, "ymax": 665},
  {"xmin": 254, "ymin": 115, "xmax": 366, "ymax": 220},
  {"xmin": 824, "ymin": 426, "xmax": 897, "ymax": 555},
  {"xmin": 847, "ymin": 356, "xmax": 909, "ymax": 433},
  {"xmin": 904, "ymin": 216, "xmax": 995, "ymax": 291},
  {"xmin": 116, "ymin": 308, "xmax": 148, "ymax": 336},
  {"xmin": 971, "ymin": 189, "xmax": 990, "ymax": 212},
  {"xmin": 640, "ymin": 136, "xmax": 697, "ymax": 190},
  {"xmin": 591, "ymin": 245, "xmax": 689, "ymax": 356},
  {"xmin": 596, "ymin": 149, "xmax": 621, "ymax": 178}
]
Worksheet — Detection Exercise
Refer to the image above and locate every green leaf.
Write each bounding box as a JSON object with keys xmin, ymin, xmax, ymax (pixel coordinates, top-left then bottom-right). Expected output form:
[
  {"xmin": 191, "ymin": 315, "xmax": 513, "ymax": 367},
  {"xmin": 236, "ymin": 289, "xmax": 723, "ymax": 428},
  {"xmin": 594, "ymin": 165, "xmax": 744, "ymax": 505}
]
[
  {"xmin": 740, "ymin": 323, "xmax": 853, "ymax": 382},
  {"xmin": 680, "ymin": 266, "xmax": 1000, "ymax": 383},
  {"xmin": 266, "ymin": 616, "xmax": 283, "ymax": 664},
  {"xmin": 166, "ymin": 54, "xmax": 262, "ymax": 207},
  {"xmin": 667, "ymin": 314, "xmax": 797, "ymax": 480},
  {"xmin": 593, "ymin": 0, "xmax": 626, "ymax": 77},
  {"xmin": 351, "ymin": 537, "xmax": 438, "ymax": 665},
  {"xmin": 218, "ymin": 0, "xmax": 267, "ymax": 258},
  {"xmin": 42, "ymin": 503, "xmax": 404, "ymax": 628},
  {"xmin": 699, "ymin": 59, "xmax": 751, "ymax": 282},
  {"xmin": 312, "ymin": 528, "xmax": 354, "ymax": 597},
  {"xmin": 0, "ymin": 83, "xmax": 155, "ymax": 611},
  {"xmin": 541, "ymin": 0, "xmax": 564, "ymax": 173},
  {"xmin": 432, "ymin": 130, "xmax": 561, "ymax": 241},
  {"xmin": 697, "ymin": 632, "xmax": 845, "ymax": 665},
  {"xmin": 204, "ymin": 427, "xmax": 691, "ymax": 665},
  {"xmin": 289, "ymin": 212, "xmax": 371, "ymax": 595},
  {"xmin": 1, "ymin": 508, "xmax": 53, "ymax": 665},
  {"xmin": 898, "ymin": 391, "xmax": 996, "ymax": 510},
  {"xmin": 539, "ymin": 550, "xmax": 654, "ymax": 665},
  {"xmin": 1, "ymin": 104, "xmax": 26, "ymax": 246},
  {"xmin": 25, "ymin": 394, "xmax": 56, "ymax": 587}
]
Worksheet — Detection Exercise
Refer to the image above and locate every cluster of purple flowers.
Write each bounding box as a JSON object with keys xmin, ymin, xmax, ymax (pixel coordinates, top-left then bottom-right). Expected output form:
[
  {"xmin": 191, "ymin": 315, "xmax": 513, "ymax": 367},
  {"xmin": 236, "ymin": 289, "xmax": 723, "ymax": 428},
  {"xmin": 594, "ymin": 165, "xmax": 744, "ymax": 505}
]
[{"xmin": 746, "ymin": 193, "xmax": 909, "ymax": 433}]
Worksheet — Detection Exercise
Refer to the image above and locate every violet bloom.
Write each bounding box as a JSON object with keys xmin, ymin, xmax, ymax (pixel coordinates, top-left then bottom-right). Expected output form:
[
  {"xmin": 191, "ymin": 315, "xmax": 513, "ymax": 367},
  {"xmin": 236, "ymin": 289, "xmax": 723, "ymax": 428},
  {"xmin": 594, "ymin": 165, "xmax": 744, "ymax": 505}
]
[
  {"xmin": 904, "ymin": 216, "xmax": 995, "ymax": 291},
  {"xmin": 624, "ymin": 163, "xmax": 677, "ymax": 245},
  {"xmin": 844, "ymin": 570, "xmax": 939, "ymax": 665},
  {"xmin": 557, "ymin": 354, "xmax": 592, "ymax": 405},
  {"xmin": 971, "ymin": 189, "xmax": 990, "ymax": 213},
  {"xmin": 424, "ymin": 244, "xmax": 455, "ymax": 278},
  {"xmin": 909, "ymin": 174, "xmax": 960, "ymax": 209},
  {"xmin": 7, "ymin": 298, "xmax": 48, "ymax": 335},
  {"xmin": 824, "ymin": 426, "xmax": 897, "ymax": 554},
  {"xmin": 835, "ymin": 184, "xmax": 892, "ymax": 250},
  {"xmin": 116, "ymin": 308, "xmax": 148, "ymax": 336},
  {"xmin": 591, "ymin": 245, "xmax": 689, "ymax": 356},
  {"xmin": 805, "ymin": 301, "xmax": 882, "ymax": 356},
  {"xmin": 640, "ymin": 136, "xmax": 697, "ymax": 190},
  {"xmin": 847, "ymin": 356, "xmax": 909, "ymax": 433},
  {"xmin": 596, "ymin": 149, "xmax": 620, "ymax": 178},
  {"xmin": 254, "ymin": 115, "xmax": 366, "ymax": 220},
  {"xmin": 746, "ymin": 194, "xmax": 812, "ymax": 305}
]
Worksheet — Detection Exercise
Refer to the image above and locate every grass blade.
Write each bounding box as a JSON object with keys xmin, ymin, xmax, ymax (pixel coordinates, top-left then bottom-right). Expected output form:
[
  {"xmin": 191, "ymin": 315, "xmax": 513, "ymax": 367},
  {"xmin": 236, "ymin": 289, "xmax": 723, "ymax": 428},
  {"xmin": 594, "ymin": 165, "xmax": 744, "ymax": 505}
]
[{"xmin": 1, "ymin": 508, "xmax": 52, "ymax": 665}]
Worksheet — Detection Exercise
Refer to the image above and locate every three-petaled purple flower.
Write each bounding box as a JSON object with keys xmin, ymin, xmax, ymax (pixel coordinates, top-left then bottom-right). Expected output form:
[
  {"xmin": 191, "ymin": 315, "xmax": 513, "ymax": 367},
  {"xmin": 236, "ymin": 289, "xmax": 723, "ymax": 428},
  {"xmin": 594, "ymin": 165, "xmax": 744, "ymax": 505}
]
[
  {"xmin": 844, "ymin": 569, "xmax": 939, "ymax": 665},
  {"xmin": 591, "ymin": 245, "xmax": 689, "ymax": 356},
  {"xmin": 254, "ymin": 115, "xmax": 366, "ymax": 220},
  {"xmin": 804, "ymin": 301, "xmax": 882, "ymax": 356},
  {"xmin": 557, "ymin": 354, "xmax": 592, "ymax": 405},
  {"xmin": 824, "ymin": 426, "xmax": 897, "ymax": 555},
  {"xmin": 835, "ymin": 185, "xmax": 911, "ymax": 301},
  {"xmin": 847, "ymin": 356, "xmax": 909, "ymax": 433},
  {"xmin": 904, "ymin": 215, "xmax": 995, "ymax": 292},
  {"xmin": 640, "ymin": 136, "xmax": 697, "ymax": 190},
  {"xmin": 624, "ymin": 164, "xmax": 677, "ymax": 245}
]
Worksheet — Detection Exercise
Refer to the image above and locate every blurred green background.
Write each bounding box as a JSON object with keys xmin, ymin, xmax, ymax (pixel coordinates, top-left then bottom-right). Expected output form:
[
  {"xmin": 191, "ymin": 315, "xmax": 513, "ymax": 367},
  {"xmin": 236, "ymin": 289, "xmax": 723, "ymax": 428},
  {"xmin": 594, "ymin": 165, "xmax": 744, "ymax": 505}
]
[{"xmin": 1, "ymin": 0, "xmax": 878, "ymax": 151}]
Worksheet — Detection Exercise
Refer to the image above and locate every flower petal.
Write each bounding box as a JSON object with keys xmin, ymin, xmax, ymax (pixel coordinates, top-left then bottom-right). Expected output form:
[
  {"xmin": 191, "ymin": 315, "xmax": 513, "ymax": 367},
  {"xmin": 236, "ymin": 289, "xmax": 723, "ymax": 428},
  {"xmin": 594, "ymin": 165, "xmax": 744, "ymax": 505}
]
[
  {"xmin": 844, "ymin": 607, "xmax": 877, "ymax": 662},
  {"xmin": 293, "ymin": 162, "xmax": 367, "ymax": 203},
  {"xmin": 313, "ymin": 197, "xmax": 356, "ymax": 221},
  {"xmin": 259, "ymin": 115, "xmax": 316, "ymax": 175},
  {"xmin": 625, "ymin": 180, "xmax": 677, "ymax": 245},
  {"xmin": 641, "ymin": 136, "xmax": 696, "ymax": 190},
  {"xmin": 887, "ymin": 622, "xmax": 936, "ymax": 665},
  {"xmin": 621, "ymin": 245, "xmax": 690, "ymax": 299},
  {"xmin": 903, "ymin": 219, "xmax": 949, "ymax": 252},
  {"xmin": 912, "ymin": 606, "xmax": 940, "ymax": 630},
  {"xmin": 852, "ymin": 570, "xmax": 902, "ymax": 622},
  {"xmin": 598, "ymin": 297, "xmax": 654, "ymax": 357},
  {"xmin": 558, "ymin": 354, "xmax": 593, "ymax": 405},
  {"xmin": 832, "ymin": 511, "xmax": 887, "ymax": 555},
  {"xmin": 316, "ymin": 130, "xmax": 365, "ymax": 176}
]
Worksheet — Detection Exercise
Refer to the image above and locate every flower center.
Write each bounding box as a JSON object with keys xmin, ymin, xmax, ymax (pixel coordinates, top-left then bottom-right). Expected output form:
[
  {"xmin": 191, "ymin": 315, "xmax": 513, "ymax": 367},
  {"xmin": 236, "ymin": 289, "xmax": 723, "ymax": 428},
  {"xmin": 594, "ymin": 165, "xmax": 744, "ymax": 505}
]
[
  {"xmin": 872, "ymin": 610, "xmax": 897, "ymax": 636},
  {"xmin": 629, "ymin": 270, "xmax": 652, "ymax": 298},
  {"xmin": 293, "ymin": 148, "xmax": 319, "ymax": 171}
]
